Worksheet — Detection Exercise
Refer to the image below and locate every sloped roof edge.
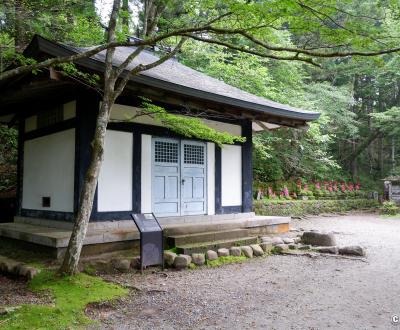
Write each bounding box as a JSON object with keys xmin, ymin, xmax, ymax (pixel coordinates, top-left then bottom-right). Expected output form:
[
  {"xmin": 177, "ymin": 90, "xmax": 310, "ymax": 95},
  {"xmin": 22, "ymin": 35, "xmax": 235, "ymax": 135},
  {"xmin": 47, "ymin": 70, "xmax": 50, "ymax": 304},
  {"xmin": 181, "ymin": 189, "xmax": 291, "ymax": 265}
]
[{"xmin": 26, "ymin": 35, "xmax": 320, "ymax": 122}]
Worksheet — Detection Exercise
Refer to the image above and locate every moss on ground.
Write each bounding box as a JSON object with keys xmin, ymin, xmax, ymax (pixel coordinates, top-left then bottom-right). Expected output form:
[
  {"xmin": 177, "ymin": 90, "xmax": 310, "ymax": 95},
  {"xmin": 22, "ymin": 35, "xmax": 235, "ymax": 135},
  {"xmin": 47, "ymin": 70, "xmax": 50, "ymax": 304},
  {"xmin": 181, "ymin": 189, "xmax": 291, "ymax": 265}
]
[
  {"xmin": 0, "ymin": 271, "xmax": 127, "ymax": 330},
  {"xmin": 165, "ymin": 247, "xmax": 179, "ymax": 254},
  {"xmin": 206, "ymin": 255, "xmax": 247, "ymax": 267}
]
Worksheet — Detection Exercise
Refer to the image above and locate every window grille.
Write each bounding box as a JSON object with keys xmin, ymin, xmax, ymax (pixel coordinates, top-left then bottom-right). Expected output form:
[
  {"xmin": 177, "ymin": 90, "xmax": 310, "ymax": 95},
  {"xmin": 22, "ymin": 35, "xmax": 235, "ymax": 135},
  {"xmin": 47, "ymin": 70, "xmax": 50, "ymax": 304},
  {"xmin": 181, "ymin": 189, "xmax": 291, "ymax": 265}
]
[
  {"xmin": 37, "ymin": 106, "xmax": 64, "ymax": 129},
  {"xmin": 184, "ymin": 144, "xmax": 204, "ymax": 165},
  {"xmin": 154, "ymin": 141, "xmax": 178, "ymax": 163}
]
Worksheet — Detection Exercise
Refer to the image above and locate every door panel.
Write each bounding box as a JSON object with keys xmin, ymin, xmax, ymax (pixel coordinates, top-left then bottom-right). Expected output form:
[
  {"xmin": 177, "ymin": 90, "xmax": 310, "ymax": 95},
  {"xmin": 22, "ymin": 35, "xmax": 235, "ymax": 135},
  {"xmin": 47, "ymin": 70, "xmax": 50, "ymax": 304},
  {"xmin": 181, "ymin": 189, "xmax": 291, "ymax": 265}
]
[
  {"xmin": 181, "ymin": 140, "xmax": 207, "ymax": 215},
  {"xmin": 152, "ymin": 139, "xmax": 180, "ymax": 217}
]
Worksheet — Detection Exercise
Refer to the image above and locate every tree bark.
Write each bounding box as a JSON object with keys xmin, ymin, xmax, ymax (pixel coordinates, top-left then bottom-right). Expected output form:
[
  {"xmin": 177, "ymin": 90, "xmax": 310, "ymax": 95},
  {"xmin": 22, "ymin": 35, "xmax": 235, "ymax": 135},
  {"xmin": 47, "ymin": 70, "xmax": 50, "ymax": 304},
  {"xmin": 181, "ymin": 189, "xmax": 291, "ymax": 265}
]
[
  {"xmin": 14, "ymin": 0, "xmax": 25, "ymax": 52},
  {"xmin": 58, "ymin": 100, "xmax": 112, "ymax": 274}
]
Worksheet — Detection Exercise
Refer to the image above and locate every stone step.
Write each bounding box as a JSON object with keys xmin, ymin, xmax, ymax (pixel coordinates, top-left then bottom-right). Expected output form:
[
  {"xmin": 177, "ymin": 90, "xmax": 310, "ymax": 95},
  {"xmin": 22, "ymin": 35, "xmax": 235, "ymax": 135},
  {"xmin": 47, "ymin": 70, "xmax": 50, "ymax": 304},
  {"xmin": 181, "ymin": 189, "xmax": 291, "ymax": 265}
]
[
  {"xmin": 0, "ymin": 222, "xmax": 139, "ymax": 248},
  {"xmin": 175, "ymin": 236, "xmax": 258, "ymax": 255},
  {"xmin": 167, "ymin": 228, "xmax": 250, "ymax": 247}
]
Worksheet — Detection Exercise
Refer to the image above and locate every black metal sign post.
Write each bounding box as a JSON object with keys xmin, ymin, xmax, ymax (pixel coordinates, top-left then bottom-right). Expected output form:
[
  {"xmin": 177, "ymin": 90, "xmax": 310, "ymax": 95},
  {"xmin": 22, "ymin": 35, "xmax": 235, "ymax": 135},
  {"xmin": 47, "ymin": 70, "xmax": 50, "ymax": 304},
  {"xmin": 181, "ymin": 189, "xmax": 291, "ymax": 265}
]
[{"xmin": 131, "ymin": 213, "xmax": 164, "ymax": 273}]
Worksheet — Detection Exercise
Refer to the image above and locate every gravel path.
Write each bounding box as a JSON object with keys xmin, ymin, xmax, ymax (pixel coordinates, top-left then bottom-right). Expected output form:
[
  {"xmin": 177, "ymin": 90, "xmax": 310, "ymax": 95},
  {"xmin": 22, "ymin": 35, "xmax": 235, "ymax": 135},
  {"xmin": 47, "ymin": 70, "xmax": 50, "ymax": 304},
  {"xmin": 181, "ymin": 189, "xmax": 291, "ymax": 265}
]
[{"xmin": 91, "ymin": 213, "xmax": 400, "ymax": 330}]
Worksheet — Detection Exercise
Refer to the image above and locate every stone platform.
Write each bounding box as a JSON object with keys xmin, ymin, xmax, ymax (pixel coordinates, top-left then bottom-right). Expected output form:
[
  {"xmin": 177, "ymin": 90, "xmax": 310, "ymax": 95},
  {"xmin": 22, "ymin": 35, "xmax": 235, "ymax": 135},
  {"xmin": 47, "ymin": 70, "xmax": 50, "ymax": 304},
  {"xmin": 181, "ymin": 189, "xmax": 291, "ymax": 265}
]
[{"xmin": 0, "ymin": 213, "xmax": 290, "ymax": 259}]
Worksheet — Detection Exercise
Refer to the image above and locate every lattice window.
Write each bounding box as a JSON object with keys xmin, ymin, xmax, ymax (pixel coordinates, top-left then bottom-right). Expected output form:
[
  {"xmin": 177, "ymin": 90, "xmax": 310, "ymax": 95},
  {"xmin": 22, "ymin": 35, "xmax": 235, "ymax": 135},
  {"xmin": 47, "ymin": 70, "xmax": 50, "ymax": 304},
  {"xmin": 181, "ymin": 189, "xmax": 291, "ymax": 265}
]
[
  {"xmin": 184, "ymin": 144, "xmax": 204, "ymax": 165},
  {"xmin": 154, "ymin": 141, "xmax": 178, "ymax": 163},
  {"xmin": 37, "ymin": 106, "xmax": 64, "ymax": 129}
]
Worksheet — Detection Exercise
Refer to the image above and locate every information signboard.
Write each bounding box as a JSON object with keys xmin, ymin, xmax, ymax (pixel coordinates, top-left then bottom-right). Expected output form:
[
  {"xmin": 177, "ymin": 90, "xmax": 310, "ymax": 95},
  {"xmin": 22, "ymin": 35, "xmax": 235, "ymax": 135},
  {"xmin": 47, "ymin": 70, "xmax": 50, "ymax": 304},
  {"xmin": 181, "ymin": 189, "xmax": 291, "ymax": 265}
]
[{"xmin": 131, "ymin": 213, "xmax": 164, "ymax": 273}]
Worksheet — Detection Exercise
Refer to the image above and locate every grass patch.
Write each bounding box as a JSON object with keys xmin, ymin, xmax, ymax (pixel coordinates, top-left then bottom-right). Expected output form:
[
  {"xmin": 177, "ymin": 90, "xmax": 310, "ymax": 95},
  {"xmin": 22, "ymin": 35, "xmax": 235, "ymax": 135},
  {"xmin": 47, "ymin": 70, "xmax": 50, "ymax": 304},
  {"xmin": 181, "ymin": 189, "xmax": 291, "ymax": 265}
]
[
  {"xmin": 206, "ymin": 255, "xmax": 247, "ymax": 267},
  {"xmin": 0, "ymin": 271, "xmax": 128, "ymax": 329}
]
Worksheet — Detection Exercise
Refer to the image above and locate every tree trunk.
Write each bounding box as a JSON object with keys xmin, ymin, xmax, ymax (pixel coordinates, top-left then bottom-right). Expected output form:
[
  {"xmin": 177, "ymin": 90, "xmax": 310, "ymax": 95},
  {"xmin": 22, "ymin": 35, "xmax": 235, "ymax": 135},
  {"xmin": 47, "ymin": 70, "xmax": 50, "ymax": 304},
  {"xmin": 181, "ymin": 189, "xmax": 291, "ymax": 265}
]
[
  {"xmin": 59, "ymin": 0, "xmax": 121, "ymax": 275},
  {"xmin": 392, "ymin": 137, "xmax": 396, "ymax": 172},
  {"xmin": 122, "ymin": 0, "xmax": 130, "ymax": 31},
  {"xmin": 14, "ymin": 0, "xmax": 25, "ymax": 52},
  {"xmin": 59, "ymin": 99, "xmax": 112, "ymax": 275}
]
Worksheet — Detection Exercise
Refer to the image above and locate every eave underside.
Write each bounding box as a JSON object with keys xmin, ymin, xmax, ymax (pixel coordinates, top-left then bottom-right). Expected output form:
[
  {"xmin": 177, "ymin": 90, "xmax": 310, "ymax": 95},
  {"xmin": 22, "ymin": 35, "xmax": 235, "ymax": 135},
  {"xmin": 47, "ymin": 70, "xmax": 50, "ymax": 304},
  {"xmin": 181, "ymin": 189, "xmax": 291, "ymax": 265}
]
[{"xmin": 0, "ymin": 75, "xmax": 308, "ymax": 129}]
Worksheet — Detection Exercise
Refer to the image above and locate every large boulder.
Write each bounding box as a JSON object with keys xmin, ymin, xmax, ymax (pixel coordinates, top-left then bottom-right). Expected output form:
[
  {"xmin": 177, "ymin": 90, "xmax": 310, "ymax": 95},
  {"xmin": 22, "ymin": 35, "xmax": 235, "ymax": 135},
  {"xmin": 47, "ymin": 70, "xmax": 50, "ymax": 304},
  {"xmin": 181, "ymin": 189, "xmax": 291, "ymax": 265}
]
[
  {"xmin": 174, "ymin": 255, "xmax": 192, "ymax": 269},
  {"xmin": 302, "ymin": 231, "xmax": 336, "ymax": 246},
  {"xmin": 241, "ymin": 246, "xmax": 253, "ymax": 258},
  {"xmin": 217, "ymin": 248, "xmax": 230, "ymax": 257},
  {"xmin": 206, "ymin": 250, "xmax": 218, "ymax": 261},
  {"xmin": 191, "ymin": 253, "xmax": 205, "ymax": 266},
  {"xmin": 250, "ymin": 244, "xmax": 264, "ymax": 257},
  {"xmin": 339, "ymin": 246, "xmax": 365, "ymax": 257},
  {"xmin": 229, "ymin": 247, "xmax": 242, "ymax": 256},
  {"xmin": 315, "ymin": 246, "xmax": 339, "ymax": 254},
  {"xmin": 164, "ymin": 251, "xmax": 177, "ymax": 267}
]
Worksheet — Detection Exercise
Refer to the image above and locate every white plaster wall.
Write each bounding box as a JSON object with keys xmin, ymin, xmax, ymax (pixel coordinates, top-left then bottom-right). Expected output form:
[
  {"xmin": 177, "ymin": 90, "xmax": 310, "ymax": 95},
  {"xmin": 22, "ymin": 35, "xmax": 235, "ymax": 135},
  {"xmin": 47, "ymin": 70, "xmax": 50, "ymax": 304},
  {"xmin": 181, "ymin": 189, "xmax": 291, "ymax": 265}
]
[
  {"xmin": 207, "ymin": 142, "xmax": 215, "ymax": 215},
  {"xmin": 22, "ymin": 129, "xmax": 75, "ymax": 212},
  {"xmin": 98, "ymin": 130, "xmax": 133, "ymax": 211},
  {"xmin": 110, "ymin": 104, "xmax": 242, "ymax": 135},
  {"xmin": 221, "ymin": 144, "xmax": 242, "ymax": 206},
  {"xmin": 141, "ymin": 134, "xmax": 152, "ymax": 213}
]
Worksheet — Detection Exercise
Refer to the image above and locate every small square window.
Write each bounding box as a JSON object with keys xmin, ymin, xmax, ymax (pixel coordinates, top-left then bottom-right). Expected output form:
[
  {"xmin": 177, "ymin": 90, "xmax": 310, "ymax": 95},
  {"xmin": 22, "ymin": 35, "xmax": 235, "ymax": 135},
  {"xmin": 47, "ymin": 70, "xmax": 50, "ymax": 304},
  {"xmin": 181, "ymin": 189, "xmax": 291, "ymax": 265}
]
[{"xmin": 42, "ymin": 197, "xmax": 51, "ymax": 208}]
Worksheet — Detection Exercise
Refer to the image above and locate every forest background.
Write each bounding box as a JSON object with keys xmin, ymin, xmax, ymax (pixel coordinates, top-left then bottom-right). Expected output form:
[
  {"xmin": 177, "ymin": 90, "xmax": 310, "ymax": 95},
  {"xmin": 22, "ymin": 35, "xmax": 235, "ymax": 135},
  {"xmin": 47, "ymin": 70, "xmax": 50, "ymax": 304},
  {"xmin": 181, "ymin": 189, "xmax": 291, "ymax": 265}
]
[{"xmin": 1, "ymin": 0, "xmax": 400, "ymax": 197}]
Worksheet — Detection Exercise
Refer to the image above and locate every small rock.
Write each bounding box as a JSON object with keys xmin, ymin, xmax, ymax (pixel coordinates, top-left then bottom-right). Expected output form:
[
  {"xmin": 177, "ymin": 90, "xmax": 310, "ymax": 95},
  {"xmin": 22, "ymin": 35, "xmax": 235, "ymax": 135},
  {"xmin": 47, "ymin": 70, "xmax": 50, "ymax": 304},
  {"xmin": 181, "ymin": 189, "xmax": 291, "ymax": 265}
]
[
  {"xmin": 293, "ymin": 237, "xmax": 301, "ymax": 244},
  {"xmin": 302, "ymin": 231, "xmax": 336, "ymax": 246},
  {"xmin": 191, "ymin": 253, "xmax": 205, "ymax": 266},
  {"xmin": 261, "ymin": 236, "xmax": 273, "ymax": 244},
  {"xmin": 283, "ymin": 237, "xmax": 294, "ymax": 244},
  {"xmin": 164, "ymin": 251, "xmax": 177, "ymax": 267},
  {"xmin": 229, "ymin": 246, "xmax": 242, "ymax": 256},
  {"xmin": 272, "ymin": 237, "xmax": 284, "ymax": 245},
  {"xmin": 1, "ymin": 259, "xmax": 21, "ymax": 274},
  {"xmin": 113, "ymin": 259, "xmax": 131, "ymax": 272},
  {"xmin": 339, "ymin": 246, "xmax": 365, "ymax": 257},
  {"xmin": 250, "ymin": 244, "xmax": 264, "ymax": 257},
  {"xmin": 274, "ymin": 244, "xmax": 288, "ymax": 253},
  {"xmin": 130, "ymin": 256, "xmax": 141, "ymax": 269},
  {"xmin": 288, "ymin": 244, "xmax": 297, "ymax": 250},
  {"xmin": 298, "ymin": 244, "xmax": 311, "ymax": 250},
  {"xmin": 206, "ymin": 250, "xmax": 218, "ymax": 261},
  {"xmin": 94, "ymin": 260, "xmax": 111, "ymax": 272},
  {"xmin": 16, "ymin": 264, "xmax": 40, "ymax": 279},
  {"xmin": 316, "ymin": 246, "xmax": 339, "ymax": 254},
  {"xmin": 217, "ymin": 248, "xmax": 230, "ymax": 257},
  {"xmin": 174, "ymin": 255, "xmax": 192, "ymax": 269},
  {"xmin": 241, "ymin": 246, "xmax": 253, "ymax": 258},
  {"xmin": 259, "ymin": 242, "xmax": 273, "ymax": 253}
]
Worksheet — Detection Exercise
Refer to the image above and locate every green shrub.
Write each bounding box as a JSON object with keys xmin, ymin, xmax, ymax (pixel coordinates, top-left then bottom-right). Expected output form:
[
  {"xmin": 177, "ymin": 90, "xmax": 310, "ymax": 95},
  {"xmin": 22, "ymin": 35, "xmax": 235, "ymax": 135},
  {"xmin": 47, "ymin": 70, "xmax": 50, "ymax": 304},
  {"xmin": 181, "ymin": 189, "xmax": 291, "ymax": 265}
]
[
  {"xmin": 380, "ymin": 201, "xmax": 399, "ymax": 215},
  {"xmin": 254, "ymin": 198, "xmax": 379, "ymax": 217}
]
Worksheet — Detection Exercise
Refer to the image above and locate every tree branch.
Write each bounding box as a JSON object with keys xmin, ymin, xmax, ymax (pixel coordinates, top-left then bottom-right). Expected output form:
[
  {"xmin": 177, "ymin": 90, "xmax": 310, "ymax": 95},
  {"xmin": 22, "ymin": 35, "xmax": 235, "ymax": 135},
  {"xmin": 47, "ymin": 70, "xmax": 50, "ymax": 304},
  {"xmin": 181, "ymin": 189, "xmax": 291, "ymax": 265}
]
[
  {"xmin": 113, "ymin": 37, "xmax": 187, "ymax": 100},
  {"xmin": 185, "ymin": 34, "xmax": 321, "ymax": 67}
]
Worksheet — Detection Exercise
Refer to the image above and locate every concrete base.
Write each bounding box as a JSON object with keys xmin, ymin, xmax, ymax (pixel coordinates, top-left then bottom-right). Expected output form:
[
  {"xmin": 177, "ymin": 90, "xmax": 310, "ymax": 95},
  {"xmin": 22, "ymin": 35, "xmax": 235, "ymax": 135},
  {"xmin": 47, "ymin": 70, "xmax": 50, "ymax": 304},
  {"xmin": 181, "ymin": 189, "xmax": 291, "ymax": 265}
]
[{"xmin": 0, "ymin": 213, "xmax": 290, "ymax": 259}]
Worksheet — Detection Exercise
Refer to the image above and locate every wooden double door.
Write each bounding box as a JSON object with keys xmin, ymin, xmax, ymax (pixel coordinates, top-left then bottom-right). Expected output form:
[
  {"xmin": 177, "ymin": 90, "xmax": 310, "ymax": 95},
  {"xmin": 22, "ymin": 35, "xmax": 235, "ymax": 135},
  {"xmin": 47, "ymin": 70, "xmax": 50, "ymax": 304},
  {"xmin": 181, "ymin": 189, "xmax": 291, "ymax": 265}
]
[{"xmin": 152, "ymin": 138, "xmax": 207, "ymax": 217}]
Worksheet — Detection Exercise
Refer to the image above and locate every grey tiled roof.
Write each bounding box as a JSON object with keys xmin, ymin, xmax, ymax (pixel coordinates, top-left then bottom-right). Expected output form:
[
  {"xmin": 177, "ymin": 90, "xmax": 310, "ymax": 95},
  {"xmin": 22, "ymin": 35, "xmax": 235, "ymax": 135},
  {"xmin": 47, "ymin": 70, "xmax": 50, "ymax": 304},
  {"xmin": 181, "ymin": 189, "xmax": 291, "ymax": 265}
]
[{"xmin": 73, "ymin": 45, "xmax": 319, "ymax": 121}]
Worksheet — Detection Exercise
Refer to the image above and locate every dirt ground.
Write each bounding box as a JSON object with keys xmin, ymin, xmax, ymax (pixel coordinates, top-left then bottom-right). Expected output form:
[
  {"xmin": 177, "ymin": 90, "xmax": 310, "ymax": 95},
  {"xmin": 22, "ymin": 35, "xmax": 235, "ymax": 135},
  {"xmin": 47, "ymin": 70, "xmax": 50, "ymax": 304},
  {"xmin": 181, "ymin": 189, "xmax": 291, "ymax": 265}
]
[{"xmin": 90, "ymin": 213, "xmax": 400, "ymax": 330}]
